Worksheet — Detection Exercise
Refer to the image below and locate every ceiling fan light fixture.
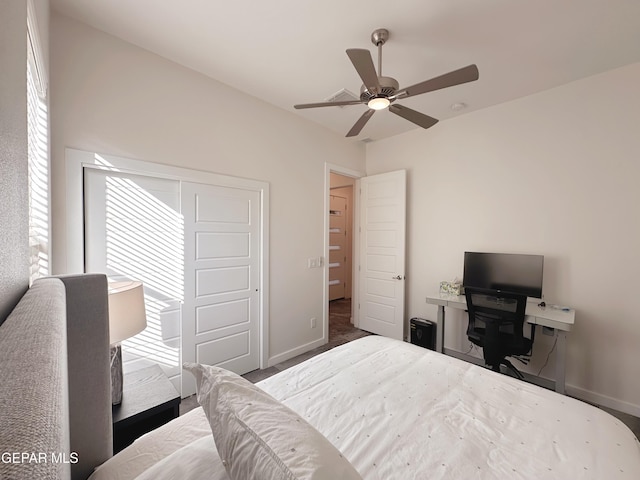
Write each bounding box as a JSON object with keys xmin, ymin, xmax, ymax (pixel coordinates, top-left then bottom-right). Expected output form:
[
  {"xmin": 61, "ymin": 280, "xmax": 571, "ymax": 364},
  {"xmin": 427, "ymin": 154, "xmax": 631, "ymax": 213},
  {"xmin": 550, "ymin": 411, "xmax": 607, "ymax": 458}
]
[
  {"xmin": 293, "ymin": 28, "xmax": 479, "ymax": 137},
  {"xmin": 368, "ymin": 96, "xmax": 390, "ymax": 110}
]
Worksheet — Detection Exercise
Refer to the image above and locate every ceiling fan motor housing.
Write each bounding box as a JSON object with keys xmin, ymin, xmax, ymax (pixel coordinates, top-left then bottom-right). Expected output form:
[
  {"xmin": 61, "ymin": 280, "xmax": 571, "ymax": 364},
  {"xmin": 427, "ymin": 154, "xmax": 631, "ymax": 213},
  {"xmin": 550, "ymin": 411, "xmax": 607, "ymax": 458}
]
[{"xmin": 360, "ymin": 76, "xmax": 399, "ymax": 102}]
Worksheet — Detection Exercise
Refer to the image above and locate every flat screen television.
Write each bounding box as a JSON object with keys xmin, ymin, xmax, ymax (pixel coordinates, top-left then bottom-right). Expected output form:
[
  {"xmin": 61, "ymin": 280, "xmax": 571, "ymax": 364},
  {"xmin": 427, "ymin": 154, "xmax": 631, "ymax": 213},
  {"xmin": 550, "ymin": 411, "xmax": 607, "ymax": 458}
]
[{"xmin": 462, "ymin": 252, "xmax": 544, "ymax": 298}]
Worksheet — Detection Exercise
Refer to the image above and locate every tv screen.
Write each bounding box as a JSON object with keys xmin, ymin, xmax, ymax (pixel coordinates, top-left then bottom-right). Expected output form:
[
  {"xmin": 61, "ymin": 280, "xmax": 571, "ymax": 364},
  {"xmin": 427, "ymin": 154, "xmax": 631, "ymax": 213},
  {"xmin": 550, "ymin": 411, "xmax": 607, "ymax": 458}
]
[{"xmin": 462, "ymin": 252, "xmax": 544, "ymax": 298}]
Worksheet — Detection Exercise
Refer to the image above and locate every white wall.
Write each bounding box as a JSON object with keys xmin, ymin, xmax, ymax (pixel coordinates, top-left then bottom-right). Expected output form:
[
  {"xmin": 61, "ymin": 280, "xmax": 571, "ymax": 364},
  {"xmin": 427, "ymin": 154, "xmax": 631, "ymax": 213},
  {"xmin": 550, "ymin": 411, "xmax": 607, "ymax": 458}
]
[
  {"xmin": 50, "ymin": 13, "xmax": 365, "ymax": 365},
  {"xmin": 366, "ymin": 62, "xmax": 640, "ymax": 415}
]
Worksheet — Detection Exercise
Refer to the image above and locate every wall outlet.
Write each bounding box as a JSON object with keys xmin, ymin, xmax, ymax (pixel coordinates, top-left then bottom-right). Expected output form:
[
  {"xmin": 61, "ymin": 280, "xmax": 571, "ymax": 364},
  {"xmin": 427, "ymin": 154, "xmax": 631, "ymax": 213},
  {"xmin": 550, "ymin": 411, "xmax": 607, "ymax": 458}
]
[{"xmin": 310, "ymin": 317, "xmax": 317, "ymax": 328}]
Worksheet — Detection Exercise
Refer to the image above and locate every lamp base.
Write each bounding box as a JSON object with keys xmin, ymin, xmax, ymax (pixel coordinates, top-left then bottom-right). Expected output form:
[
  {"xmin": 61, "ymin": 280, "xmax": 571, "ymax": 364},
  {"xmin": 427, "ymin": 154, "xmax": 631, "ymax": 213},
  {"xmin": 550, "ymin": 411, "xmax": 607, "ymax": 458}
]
[{"xmin": 110, "ymin": 343, "xmax": 123, "ymax": 405}]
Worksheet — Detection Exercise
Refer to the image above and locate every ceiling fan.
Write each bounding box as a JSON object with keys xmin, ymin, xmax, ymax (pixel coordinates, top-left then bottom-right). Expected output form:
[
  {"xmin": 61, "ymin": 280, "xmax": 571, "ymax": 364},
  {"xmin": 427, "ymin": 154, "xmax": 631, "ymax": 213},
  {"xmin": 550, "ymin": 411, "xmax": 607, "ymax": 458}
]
[{"xmin": 294, "ymin": 28, "xmax": 479, "ymax": 137}]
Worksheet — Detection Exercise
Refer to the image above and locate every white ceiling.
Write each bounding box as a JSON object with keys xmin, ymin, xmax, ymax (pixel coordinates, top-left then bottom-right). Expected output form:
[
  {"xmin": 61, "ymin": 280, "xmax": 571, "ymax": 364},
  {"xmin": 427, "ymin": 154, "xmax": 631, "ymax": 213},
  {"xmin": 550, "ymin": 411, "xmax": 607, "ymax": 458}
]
[{"xmin": 51, "ymin": 0, "xmax": 640, "ymax": 142}]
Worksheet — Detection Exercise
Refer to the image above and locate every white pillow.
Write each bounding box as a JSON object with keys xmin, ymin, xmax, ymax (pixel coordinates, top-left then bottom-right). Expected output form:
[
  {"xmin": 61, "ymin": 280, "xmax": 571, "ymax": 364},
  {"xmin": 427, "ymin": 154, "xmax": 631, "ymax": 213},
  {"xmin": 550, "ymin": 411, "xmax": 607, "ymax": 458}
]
[{"xmin": 183, "ymin": 363, "xmax": 362, "ymax": 480}]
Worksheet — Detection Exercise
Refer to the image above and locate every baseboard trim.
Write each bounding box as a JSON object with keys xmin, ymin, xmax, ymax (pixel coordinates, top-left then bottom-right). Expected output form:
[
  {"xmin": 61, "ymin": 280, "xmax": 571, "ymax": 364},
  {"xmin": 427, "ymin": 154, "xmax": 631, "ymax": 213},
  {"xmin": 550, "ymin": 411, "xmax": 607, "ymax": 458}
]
[
  {"xmin": 267, "ymin": 337, "xmax": 327, "ymax": 367},
  {"xmin": 566, "ymin": 384, "xmax": 640, "ymax": 418}
]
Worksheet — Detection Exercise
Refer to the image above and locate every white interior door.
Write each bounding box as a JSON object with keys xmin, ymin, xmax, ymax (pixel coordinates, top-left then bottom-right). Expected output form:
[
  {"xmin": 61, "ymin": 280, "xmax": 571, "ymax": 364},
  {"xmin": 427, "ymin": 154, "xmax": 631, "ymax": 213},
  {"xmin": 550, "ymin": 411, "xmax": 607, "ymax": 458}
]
[
  {"xmin": 358, "ymin": 170, "xmax": 406, "ymax": 340},
  {"xmin": 181, "ymin": 182, "xmax": 261, "ymax": 396}
]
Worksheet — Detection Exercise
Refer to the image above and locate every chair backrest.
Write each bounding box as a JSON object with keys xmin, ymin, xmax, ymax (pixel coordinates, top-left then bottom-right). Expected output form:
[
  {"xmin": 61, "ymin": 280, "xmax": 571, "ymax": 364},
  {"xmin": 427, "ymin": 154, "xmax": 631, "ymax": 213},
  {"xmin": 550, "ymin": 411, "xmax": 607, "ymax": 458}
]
[{"xmin": 465, "ymin": 287, "xmax": 528, "ymax": 367}]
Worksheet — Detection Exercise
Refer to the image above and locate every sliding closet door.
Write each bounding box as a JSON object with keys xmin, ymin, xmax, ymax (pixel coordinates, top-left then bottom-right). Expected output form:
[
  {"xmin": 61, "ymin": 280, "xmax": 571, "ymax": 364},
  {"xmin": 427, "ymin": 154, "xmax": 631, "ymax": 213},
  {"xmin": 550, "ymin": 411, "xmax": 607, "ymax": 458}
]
[
  {"xmin": 75, "ymin": 149, "xmax": 268, "ymax": 398},
  {"xmin": 84, "ymin": 169, "xmax": 184, "ymax": 390},
  {"xmin": 181, "ymin": 182, "xmax": 261, "ymax": 397}
]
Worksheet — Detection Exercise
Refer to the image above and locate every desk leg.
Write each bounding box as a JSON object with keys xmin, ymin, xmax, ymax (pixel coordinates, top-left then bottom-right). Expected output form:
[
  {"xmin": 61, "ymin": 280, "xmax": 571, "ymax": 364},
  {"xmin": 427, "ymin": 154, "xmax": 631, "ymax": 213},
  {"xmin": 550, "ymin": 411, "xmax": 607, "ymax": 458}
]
[
  {"xmin": 436, "ymin": 305, "xmax": 445, "ymax": 354},
  {"xmin": 555, "ymin": 331, "xmax": 567, "ymax": 395}
]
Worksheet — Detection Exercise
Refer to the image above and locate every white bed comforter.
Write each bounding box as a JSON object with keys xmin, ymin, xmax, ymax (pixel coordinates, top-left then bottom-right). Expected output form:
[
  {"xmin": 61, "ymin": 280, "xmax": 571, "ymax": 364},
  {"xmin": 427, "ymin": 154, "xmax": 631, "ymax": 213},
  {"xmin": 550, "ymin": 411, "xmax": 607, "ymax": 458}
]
[{"xmin": 91, "ymin": 336, "xmax": 640, "ymax": 480}]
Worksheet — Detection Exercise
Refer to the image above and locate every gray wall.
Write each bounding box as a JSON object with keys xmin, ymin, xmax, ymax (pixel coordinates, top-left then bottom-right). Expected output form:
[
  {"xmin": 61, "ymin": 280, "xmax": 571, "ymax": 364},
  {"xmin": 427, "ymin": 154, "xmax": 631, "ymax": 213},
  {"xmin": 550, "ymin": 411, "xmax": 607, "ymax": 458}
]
[{"xmin": 0, "ymin": 0, "xmax": 29, "ymax": 323}]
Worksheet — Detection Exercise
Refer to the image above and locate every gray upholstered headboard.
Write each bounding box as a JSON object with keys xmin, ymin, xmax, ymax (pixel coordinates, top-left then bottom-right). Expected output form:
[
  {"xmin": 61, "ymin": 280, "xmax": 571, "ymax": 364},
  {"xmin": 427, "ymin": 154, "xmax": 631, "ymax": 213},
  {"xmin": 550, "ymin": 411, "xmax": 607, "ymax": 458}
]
[{"xmin": 0, "ymin": 274, "xmax": 112, "ymax": 480}]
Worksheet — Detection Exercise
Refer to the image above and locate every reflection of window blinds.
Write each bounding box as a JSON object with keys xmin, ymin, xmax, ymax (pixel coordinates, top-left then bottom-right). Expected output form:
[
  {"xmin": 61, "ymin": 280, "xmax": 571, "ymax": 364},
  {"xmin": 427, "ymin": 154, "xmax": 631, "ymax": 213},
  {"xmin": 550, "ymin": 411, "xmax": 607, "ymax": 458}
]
[
  {"xmin": 84, "ymin": 168, "xmax": 183, "ymax": 371},
  {"xmin": 328, "ymin": 262, "xmax": 340, "ymax": 268},
  {"xmin": 328, "ymin": 280, "xmax": 340, "ymax": 286},
  {"xmin": 27, "ymin": 2, "xmax": 49, "ymax": 283},
  {"xmin": 329, "ymin": 245, "xmax": 340, "ymax": 251}
]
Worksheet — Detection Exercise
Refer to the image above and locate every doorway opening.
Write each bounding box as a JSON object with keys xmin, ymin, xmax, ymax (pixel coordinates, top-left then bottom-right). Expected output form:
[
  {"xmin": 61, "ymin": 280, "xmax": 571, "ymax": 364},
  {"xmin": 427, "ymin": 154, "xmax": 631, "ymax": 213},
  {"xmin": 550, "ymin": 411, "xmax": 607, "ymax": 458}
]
[{"xmin": 328, "ymin": 171, "xmax": 364, "ymax": 344}]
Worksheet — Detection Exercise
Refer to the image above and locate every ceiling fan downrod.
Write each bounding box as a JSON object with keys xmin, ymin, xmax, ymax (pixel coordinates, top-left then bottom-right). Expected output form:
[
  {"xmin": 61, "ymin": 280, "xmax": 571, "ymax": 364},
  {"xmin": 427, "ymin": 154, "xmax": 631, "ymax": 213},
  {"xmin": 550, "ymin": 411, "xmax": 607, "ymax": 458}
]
[{"xmin": 371, "ymin": 28, "xmax": 389, "ymax": 76}]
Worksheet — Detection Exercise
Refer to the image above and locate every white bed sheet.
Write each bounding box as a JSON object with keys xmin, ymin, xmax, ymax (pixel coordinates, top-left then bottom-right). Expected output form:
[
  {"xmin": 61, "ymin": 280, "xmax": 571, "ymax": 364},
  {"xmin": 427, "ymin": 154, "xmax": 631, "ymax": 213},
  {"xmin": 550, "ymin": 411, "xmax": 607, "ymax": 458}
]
[
  {"xmin": 93, "ymin": 336, "xmax": 640, "ymax": 480},
  {"xmin": 88, "ymin": 407, "xmax": 221, "ymax": 480}
]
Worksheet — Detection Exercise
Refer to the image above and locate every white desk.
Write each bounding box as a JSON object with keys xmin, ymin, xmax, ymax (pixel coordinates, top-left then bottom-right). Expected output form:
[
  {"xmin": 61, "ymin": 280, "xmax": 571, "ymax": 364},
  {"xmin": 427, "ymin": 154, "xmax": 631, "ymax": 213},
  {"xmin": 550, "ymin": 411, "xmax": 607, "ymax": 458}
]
[{"xmin": 426, "ymin": 292, "xmax": 575, "ymax": 394}]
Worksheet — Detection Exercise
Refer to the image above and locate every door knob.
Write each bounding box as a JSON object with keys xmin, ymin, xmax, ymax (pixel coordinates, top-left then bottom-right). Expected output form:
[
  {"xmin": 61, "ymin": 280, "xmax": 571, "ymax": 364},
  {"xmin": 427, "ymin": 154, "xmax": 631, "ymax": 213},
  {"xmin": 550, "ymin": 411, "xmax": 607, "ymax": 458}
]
[{"xmin": 392, "ymin": 275, "xmax": 404, "ymax": 280}]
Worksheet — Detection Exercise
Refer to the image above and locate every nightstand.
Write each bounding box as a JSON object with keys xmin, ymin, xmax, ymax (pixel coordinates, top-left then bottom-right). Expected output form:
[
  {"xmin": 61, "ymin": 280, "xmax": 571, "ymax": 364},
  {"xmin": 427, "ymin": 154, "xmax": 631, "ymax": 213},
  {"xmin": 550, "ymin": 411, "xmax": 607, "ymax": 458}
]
[{"xmin": 112, "ymin": 364, "xmax": 181, "ymax": 453}]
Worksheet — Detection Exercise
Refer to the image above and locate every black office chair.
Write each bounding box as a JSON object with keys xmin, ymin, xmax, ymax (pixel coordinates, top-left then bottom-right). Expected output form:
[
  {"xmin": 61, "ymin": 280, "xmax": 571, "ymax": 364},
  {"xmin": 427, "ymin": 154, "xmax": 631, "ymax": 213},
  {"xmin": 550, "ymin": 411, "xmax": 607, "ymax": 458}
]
[{"xmin": 465, "ymin": 287, "xmax": 533, "ymax": 380}]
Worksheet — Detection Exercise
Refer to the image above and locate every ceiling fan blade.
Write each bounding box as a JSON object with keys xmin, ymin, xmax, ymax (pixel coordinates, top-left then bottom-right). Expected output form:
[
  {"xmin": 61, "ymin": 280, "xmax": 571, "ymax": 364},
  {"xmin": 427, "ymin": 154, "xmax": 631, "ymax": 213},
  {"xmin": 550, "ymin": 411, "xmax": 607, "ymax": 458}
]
[
  {"xmin": 389, "ymin": 104, "xmax": 439, "ymax": 129},
  {"xmin": 394, "ymin": 64, "xmax": 479, "ymax": 99},
  {"xmin": 294, "ymin": 100, "xmax": 363, "ymax": 109},
  {"xmin": 346, "ymin": 109, "xmax": 375, "ymax": 137},
  {"xmin": 346, "ymin": 48, "xmax": 380, "ymax": 94}
]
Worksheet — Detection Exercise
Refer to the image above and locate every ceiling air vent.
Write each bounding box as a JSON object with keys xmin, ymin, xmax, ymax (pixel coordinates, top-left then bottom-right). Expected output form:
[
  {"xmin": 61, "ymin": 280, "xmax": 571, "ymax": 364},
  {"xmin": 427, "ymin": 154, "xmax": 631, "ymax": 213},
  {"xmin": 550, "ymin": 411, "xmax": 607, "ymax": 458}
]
[{"xmin": 324, "ymin": 88, "xmax": 359, "ymax": 107}]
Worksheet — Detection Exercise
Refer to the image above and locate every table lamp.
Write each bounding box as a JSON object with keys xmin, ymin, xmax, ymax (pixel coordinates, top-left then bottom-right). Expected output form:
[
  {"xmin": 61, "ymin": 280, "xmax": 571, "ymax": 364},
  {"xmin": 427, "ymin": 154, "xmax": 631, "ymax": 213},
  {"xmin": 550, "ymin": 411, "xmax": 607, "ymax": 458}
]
[{"xmin": 108, "ymin": 280, "xmax": 147, "ymax": 405}]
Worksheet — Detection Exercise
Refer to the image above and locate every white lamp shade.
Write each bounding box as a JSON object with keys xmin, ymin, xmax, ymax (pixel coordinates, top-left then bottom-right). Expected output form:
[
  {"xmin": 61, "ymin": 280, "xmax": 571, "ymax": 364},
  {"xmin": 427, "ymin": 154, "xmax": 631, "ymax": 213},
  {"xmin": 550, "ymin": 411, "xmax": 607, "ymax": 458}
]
[{"xmin": 108, "ymin": 281, "xmax": 147, "ymax": 344}]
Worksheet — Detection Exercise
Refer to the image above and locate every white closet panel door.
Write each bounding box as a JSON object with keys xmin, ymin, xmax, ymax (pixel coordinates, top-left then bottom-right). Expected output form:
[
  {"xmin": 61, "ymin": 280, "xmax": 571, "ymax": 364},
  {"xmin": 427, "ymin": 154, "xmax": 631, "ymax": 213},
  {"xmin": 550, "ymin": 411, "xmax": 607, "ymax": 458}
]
[
  {"xmin": 181, "ymin": 182, "xmax": 260, "ymax": 396},
  {"xmin": 358, "ymin": 170, "xmax": 406, "ymax": 340}
]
